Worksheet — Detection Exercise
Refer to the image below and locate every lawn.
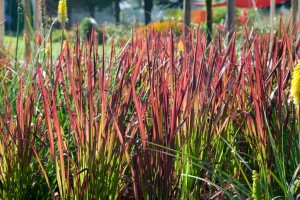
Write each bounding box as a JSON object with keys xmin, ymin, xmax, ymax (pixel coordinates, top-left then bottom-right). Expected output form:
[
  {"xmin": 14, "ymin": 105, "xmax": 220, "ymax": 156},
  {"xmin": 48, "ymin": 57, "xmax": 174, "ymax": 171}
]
[{"xmin": 3, "ymin": 35, "xmax": 62, "ymax": 60}]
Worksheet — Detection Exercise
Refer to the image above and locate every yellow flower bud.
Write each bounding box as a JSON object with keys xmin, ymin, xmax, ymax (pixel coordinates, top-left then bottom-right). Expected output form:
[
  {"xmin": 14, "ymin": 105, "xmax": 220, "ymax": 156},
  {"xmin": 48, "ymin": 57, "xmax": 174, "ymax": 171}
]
[{"xmin": 45, "ymin": 41, "xmax": 51, "ymax": 56}]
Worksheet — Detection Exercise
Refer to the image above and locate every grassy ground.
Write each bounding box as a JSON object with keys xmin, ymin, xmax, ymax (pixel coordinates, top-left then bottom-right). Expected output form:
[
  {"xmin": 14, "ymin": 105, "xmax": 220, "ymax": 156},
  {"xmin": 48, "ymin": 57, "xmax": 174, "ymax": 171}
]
[
  {"xmin": 2, "ymin": 34, "xmax": 109, "ymax": 62},
  {"xmin": 3, "ymin": 35, "xmax": 62, "ymax": 60}
]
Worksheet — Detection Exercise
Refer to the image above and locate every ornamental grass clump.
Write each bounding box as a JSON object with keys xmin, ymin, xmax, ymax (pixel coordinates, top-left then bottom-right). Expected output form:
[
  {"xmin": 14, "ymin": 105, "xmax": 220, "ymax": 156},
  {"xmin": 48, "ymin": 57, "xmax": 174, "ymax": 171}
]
[{"xmin": 1, "ymin": 15, "xmax": 300, "ymax": 199}]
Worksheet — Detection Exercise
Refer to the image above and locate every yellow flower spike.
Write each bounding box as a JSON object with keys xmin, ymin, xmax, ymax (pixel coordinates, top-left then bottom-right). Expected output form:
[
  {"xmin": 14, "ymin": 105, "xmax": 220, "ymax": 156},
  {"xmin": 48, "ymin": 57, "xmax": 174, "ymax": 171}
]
[
  {"xmin": 178, "ymin": 41, "xmax": 184, "ymax": 54},
  {"xmin": 58, "ymin": 0, "xmax": 68, "ymax": 26},
  {"xmin": 292, "ymin": 60, "xmax": 300, "ymax": 162},
  {"xmin": 291, "ymin": 60, "xmax": 300, "ymax": 107}
]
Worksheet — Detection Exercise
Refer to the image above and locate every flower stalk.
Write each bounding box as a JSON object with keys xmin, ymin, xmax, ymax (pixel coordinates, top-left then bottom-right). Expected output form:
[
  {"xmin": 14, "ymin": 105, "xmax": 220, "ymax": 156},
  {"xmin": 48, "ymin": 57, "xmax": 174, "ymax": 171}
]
[{"xmin": 291, "ymin": 60, "xmax": 300, "ymax": 151}]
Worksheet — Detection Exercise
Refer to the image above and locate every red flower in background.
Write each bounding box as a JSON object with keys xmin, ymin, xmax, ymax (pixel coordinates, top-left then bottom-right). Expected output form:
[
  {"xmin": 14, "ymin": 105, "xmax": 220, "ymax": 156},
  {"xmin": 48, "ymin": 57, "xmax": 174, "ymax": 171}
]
[
  {"xmin": 216, "ymin": 24, "xmax": 226, "ymax": 32},
  {"xmin": 237, "ymin": 9, "xmax": 249, "ymax": 26},
  {"xmin": 35, "ymin": 32, "xmax": 42, "ymax": 47}
]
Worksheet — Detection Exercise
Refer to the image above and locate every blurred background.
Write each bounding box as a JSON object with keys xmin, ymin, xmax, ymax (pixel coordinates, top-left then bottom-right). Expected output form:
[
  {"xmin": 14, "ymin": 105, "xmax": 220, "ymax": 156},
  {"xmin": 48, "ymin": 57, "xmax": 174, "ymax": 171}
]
[{"xmin": 1, "ymin": 0, "xmax": 294, "ymax": 32}]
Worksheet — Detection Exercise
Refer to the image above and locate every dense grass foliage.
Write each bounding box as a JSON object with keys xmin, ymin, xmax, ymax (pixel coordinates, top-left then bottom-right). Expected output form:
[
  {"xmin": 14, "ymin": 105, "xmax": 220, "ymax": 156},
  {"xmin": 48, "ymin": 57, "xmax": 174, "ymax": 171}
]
[{"xmin": 0, "ymin": 23, "xmax": 300, "ymax": 199}]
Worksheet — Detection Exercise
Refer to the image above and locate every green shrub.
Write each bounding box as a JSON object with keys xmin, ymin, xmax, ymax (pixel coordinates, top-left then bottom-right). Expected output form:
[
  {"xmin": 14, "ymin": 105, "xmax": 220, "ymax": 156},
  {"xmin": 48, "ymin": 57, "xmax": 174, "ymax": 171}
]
[
  {"xmin": 166, "ymin": 9, "xmax": 183, "ymax": 21},
  {"xmin": 213, "ymin": 7, "xmax": 227, "ymax": 23},
  {"xmin": 80, "ymin": 17, "xmax": 97, "ymax": 40},
  {"xmin": 79, "ymin": 17, "xmax": 105, "ymax": 44}
]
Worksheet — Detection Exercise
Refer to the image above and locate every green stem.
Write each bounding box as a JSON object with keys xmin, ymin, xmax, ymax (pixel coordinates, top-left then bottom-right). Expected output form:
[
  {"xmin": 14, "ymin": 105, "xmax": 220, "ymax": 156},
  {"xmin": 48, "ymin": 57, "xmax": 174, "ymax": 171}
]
[
  {"xmin": 61, "ymin": 28, "xmax": 64, "ymax": 52},
  {"xmin": 15, "ymin": 2, "xmax": 22, "ymax": 69}
]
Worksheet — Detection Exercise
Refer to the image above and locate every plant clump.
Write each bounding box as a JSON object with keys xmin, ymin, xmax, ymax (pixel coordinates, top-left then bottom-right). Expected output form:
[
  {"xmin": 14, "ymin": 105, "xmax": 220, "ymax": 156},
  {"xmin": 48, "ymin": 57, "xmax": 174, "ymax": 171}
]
[{"xmin": 144, "ymin": 21, "xmax": 183, "ymax": 35}]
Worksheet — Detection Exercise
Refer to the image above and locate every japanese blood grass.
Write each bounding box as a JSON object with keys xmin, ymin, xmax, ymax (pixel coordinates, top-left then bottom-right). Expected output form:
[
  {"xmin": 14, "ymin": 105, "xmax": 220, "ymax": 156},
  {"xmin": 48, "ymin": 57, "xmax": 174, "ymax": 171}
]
[
  {"xmin": 125, "ymin": 23, "xmax": 299, "ymax": 198},
  {"xmin": 0, "ymin": 51, "xmax": 54, "ymax": 198},
  {"xmin": 36, "ymin": 29, "xmax": 132, "ymax": 199},
  {"xmin": 0, "ymin": 82, "xmax": 53, "ymax": 199},
  {"xmin": 231, "ymin": 21, "xmax": 300, "ymax": 198},
  {"xmin": 0, "ymin": 21, "xmax": 300, "ymax": 199}
]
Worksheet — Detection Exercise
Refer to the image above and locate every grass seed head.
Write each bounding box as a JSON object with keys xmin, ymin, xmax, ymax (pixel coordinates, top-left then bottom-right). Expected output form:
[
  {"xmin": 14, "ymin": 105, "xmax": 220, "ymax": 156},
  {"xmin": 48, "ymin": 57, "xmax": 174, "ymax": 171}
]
[{"xmin": 252, "ymin": 170, "xmax": 263, "ymax": 200}]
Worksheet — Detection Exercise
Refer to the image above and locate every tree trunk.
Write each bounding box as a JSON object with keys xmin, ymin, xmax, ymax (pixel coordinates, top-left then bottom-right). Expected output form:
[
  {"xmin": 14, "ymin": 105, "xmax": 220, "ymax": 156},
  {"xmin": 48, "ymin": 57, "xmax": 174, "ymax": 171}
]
[
  {"xmin": 24, "ymin": 0, "xmax": 32, "ymax": 58},
  {"xmin": 34, "ymin": 0, "xmax": 42, "ymax": 55},
  {"xmin": 298, "ymin": 0, "xmax": 300, "ymax": 21},
  {"xmin": 292, "ymin": 0, "xmax": 298, "ymax": 26},
  {"xmin": 206, "ymin": 0, "xmax": 212, "ymax": 43},
  {"xmin": 144, "ymin": 0, "xmax": 153, "ymax": 25},
  {"xmin": 34, "ymin": 0, "xmax": 41, "ymax": 33},
  {"xmin": 115, "ymin": 0, "xmax": 120, "ymax": 25},
  {"xmin": 227, "ymin": 0, "xmax": 235, "ymax": 42},
  {"xmin": 0, "ymin": 0, "xmax": 4, "ymax": 45},
  {"xmin": 183, "ymin": 0, "xmax": 191, "ymax": 35}
]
